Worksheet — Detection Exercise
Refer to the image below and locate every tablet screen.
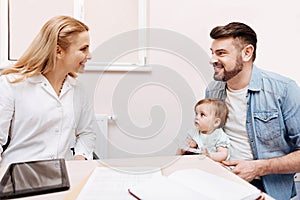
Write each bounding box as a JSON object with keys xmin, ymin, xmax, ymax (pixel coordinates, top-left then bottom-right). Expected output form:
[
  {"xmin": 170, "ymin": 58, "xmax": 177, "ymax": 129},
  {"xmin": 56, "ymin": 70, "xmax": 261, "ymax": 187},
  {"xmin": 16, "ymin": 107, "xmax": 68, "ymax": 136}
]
[{"xmin": 0, "ymin": 159, "xmax": 70, "ymax": 199}]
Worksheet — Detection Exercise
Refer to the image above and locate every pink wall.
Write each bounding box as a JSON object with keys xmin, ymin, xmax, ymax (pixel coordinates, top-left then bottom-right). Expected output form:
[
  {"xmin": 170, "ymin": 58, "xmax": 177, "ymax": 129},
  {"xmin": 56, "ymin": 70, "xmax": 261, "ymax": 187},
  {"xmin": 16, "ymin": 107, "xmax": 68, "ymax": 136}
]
[
  {"xmin": 90, "ymin": 0, "xmax": 300, "ymax": 158},
  {"xmin": 3, "ymin": 0, "xmax": 300, "ymax": 158}
]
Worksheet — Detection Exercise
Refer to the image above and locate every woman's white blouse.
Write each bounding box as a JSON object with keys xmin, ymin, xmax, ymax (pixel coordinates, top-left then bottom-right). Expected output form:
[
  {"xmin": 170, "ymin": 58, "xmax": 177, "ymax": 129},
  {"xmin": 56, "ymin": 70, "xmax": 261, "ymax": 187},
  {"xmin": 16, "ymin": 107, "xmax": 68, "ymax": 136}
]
[{"xmin": 0, "ymin": 74, "xmax": 97, "ymax": 164}]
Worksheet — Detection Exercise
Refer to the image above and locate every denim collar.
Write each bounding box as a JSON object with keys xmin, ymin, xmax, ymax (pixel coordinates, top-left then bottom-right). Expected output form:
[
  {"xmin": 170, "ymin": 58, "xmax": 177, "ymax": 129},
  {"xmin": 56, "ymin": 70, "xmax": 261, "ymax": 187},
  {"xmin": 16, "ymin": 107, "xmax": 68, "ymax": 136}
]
[{"xmin": 248, "ymin": 65, "xmax": 262, "ymax": 92}]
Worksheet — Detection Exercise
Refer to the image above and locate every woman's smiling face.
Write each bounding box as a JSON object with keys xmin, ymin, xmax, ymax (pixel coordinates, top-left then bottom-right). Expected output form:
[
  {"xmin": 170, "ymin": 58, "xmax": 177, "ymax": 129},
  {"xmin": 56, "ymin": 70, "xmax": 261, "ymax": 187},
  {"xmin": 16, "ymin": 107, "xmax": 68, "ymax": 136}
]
[{"xmin": 61, "ymin": 31, "xmax": 91, "ymax": 73}]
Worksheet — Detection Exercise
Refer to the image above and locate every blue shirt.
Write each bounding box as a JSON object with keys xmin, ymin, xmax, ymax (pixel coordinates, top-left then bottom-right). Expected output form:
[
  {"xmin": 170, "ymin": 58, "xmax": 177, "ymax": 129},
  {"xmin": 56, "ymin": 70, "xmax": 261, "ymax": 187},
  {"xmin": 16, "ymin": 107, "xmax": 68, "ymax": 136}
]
[{"xmin": 205, "ymin": 65, "xmax": 300, "ymax": 200}]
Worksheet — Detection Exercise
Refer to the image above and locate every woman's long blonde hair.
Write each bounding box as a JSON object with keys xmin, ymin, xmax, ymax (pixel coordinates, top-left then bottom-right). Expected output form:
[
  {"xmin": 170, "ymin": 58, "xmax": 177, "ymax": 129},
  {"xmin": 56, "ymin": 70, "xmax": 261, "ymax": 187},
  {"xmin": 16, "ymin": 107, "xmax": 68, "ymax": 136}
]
[{"xmin": 1, "ymin": 15, "xmax": 89, "ymax": 83}]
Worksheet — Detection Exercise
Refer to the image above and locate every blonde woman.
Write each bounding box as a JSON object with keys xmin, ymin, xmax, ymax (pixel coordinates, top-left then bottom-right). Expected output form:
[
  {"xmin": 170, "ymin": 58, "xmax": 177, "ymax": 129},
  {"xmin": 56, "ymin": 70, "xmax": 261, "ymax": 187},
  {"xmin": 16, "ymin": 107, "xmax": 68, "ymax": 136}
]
[{"xmin": 0, "ymin": 15, "xmax": 97, "ymax": 164}]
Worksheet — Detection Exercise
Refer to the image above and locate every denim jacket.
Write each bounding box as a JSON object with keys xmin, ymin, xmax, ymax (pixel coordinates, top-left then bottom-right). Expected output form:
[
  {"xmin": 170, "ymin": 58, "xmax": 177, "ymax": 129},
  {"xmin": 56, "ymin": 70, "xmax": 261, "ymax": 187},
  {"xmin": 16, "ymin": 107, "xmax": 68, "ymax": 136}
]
[{"xmin": 205, "ymin": 65, "xmax": 300, "ymax": 200}]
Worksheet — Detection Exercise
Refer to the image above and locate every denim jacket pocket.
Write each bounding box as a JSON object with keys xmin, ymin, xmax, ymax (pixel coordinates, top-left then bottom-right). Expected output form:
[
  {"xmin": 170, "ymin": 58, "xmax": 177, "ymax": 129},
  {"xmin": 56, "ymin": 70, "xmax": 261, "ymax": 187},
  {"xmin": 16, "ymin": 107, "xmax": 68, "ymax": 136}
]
[{"xmin": 253, "ymin": 110, "xmax": 281, "ymax": 141}]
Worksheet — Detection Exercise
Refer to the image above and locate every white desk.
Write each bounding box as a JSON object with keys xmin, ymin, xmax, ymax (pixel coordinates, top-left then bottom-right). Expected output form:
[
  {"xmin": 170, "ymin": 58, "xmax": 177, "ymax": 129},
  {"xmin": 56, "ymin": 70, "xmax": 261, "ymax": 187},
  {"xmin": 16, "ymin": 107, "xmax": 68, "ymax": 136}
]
[{"xmin": 0, "ymin": 155, "xmax": 273, "ymax": 200}]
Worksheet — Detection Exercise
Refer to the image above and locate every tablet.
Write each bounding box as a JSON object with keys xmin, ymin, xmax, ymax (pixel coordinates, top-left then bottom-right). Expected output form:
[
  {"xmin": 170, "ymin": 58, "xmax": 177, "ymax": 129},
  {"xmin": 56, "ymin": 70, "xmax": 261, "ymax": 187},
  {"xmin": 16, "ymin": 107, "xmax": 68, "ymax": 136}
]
[{"xmin": 0, "ymin": 158, "xmax": 70, "ymax": 199}]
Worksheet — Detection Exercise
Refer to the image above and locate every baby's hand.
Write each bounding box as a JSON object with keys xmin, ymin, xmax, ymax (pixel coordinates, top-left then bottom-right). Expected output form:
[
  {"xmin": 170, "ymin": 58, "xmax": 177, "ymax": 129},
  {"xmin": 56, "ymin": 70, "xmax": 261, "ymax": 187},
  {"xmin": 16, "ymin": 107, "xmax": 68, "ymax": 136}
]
[
  {"xmin": 189, "ymin": 140, "xmax": 198, "ymax": 148},
  {"xmin": 203, "ymin": 148, "xmax": 209, "ymax": 157}
]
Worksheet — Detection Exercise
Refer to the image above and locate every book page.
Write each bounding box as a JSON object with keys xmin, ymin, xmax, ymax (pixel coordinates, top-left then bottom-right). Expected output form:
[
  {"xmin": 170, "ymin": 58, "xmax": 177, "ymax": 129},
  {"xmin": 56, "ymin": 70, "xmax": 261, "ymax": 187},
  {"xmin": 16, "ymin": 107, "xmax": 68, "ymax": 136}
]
[
  {"xmin": 128, "ymin": 175, "xmax": 213, "ymax": 200},
  {"xmin": 128, "ymin": 168, "xmax": 261, "ymax": 200},
  {"xmin": 168, "ymin": 168, "xmax": 261, "ymax": 200},
  {"xmin": 76, "ymin": 167, "xmax": 162, "ymax": 200}
]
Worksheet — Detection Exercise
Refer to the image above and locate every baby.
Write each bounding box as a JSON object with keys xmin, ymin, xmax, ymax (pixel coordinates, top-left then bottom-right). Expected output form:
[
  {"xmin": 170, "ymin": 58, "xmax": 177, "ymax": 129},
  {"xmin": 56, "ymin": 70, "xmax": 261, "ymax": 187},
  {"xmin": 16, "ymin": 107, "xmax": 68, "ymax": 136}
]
[{"xmin": 177, "ymin": 98, "xmax": 230, "ymax": 162}]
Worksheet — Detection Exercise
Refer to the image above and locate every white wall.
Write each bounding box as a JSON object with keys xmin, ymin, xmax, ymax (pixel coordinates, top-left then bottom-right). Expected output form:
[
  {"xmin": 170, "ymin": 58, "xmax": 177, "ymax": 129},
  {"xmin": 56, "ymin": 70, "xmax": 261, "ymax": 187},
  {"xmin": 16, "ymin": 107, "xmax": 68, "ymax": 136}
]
[
  {"xmin": 83, "ymin": 0, "xmax": 300, "ymax": 158},
  {"xmin": 2, "ymin": 0, "xmax": 300, "ymax": 158},
  {"xmin": 148, "ymin": 0, "xmax": 300, "ymax": 85}
]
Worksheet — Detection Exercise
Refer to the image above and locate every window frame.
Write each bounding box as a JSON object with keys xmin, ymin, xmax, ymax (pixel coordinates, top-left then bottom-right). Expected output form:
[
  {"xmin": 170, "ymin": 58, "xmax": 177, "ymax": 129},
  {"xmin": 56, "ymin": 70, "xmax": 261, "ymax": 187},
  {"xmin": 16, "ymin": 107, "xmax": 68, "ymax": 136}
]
[{"xmin": 0, "ymin": 0, "xmax": 149, "ymax": 71}]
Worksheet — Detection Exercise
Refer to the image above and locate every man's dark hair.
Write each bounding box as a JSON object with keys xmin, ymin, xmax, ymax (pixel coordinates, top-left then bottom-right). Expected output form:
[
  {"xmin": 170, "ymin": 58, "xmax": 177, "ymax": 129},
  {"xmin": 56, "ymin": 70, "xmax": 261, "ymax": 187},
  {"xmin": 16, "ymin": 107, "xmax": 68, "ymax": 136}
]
[{"xmin": 210, "ymin": 22, "xmax": 257, "ymax": 61}]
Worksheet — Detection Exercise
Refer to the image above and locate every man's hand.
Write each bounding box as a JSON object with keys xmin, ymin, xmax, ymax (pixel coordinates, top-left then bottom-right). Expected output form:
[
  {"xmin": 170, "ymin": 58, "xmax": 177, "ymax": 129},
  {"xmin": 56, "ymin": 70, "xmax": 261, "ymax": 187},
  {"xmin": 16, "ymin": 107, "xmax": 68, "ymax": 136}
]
[{"xmin": 222, "ymin": 160, "xmax": 261, "ymax": 182}]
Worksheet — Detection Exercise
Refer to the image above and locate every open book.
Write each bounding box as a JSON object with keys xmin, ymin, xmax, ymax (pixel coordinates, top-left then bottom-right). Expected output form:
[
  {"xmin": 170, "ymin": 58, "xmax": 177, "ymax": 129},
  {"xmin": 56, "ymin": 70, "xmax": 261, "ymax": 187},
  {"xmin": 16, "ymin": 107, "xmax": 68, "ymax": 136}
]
[
  {"xmin": 76, "ymin": 167, "xmax": 162, "ymax": 200},
  {"xmin": 128, "ymin": 168, "xmax": 262, "ymax": 200}
]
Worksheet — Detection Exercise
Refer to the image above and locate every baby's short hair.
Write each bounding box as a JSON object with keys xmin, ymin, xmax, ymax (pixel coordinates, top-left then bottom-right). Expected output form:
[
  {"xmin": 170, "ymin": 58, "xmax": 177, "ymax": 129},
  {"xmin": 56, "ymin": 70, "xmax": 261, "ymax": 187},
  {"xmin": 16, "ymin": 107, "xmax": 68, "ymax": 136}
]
[{"xmin": 194, "ymin": 98, "xmax": 229, "ymax": 127}]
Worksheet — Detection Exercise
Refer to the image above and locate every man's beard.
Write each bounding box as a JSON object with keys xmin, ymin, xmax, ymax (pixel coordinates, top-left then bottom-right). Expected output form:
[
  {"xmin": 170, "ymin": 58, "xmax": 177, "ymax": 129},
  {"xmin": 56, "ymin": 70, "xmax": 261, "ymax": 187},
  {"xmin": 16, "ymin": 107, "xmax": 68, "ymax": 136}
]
[{"xmin": 213, "ymin": 55, "xmax": 243, "ymax": 81}]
